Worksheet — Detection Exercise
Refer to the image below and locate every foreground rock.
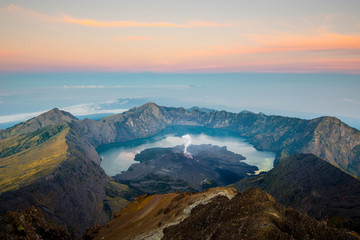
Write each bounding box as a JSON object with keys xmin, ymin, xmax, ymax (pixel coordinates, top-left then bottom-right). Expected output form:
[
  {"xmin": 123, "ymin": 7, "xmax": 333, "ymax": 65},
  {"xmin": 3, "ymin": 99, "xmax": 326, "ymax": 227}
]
[
  {"xmin": 85, "ymin": 188, "xmax": 359, "ymax": 240},
  {"xmin": 83, "ymin": 187, "xmax": 237, "ymax": 240},
  {"xmin": 0, "ymin": 206, "xmax": 70, "ymax": 240}
]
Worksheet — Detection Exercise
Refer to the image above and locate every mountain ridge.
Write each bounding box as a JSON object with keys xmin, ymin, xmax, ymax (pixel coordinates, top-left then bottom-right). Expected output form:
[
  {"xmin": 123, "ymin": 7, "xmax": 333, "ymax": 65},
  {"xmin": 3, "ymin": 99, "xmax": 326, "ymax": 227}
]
[
  {"xmin": 76, "ymin": 102, "xmax": 360, "ymax": 177},
  {"xmin": 0, "ymin": 108, "xmax": 78, "ymax": 140},
  {"xmin": 0, "ymin": 102, "xmax": 360, "ymax": 237},
  {"xmin": 85, "ymin": 187, "xmax": 360, "ymax": 240}
]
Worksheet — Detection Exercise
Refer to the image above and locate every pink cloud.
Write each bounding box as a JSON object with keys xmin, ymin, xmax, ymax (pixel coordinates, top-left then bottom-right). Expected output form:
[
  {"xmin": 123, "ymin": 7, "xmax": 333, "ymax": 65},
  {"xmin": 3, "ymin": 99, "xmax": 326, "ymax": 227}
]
[
  {"xmin": 111, "ymin": 36, "xmax": 152, "ymax": 41},
  {"xmin": 3, "ymin": 4, "xmax": 58, "ymax": 22},
  {"xmin": 180, "ymin": 31, "xmax": 360, "ymax": 58},
  {"xmin": 3, "ymin": 4, "xmax": 227, "ymax": 28},
  {"xmin": 61, "ymin": 15, "xmax": 186, "ymax": 28},
  {"xmin": 0, "ymin": 51, "xmax": 19, "ymax": 57}
]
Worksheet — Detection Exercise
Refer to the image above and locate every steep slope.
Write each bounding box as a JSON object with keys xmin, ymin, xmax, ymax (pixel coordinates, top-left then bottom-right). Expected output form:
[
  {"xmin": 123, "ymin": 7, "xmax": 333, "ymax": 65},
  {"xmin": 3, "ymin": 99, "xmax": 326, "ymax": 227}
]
[
  {"xmin": 83, "ymin": 187, "xmax": 238, "ymax": 240},
  {"xmin": 233, "ymin": 153, "xmax": 360, "ymax": 232},
  {"xmin": 0, "ymin": 124, "xmax": 69, "ymax": 193},
  {"xmin": 302, "ymin": 117, "xmax": 360, "ymax": 176},
  {"xmin": 85, "ymin": 188, "xmax": 359, "ymax": 240},
  {"xmin": 77, "ymin": 103, "xmax": 360, "ymax": 177},
  {"xmin": 0, "ymin": 109, "xmax": 130, "ymax": 238}
]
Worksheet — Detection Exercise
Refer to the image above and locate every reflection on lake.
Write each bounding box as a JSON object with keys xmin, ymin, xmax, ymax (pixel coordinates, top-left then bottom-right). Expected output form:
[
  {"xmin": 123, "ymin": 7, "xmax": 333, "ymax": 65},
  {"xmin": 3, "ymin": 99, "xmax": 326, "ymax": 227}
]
[{"xmin": 97, "ymin": 127, "xmax": 275, "ymax": 177}]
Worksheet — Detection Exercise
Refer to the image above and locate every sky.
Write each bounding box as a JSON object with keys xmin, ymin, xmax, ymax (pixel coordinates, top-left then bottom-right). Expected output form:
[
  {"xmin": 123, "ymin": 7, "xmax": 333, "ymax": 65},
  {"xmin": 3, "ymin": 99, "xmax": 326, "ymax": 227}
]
[
  {"xmin": 0, "ymin": 1, "xmax": 359, "ymax": 130},
  {"xmin": 0, "ymin": 0, "xmax": 360, "ymax": 73}
]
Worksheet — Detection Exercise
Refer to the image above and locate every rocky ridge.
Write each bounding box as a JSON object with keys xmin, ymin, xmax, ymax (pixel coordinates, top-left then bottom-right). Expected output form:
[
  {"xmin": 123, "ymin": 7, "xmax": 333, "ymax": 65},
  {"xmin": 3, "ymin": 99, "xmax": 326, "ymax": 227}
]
[
  {"xmin": 0, "ymin": 103, "xmax": 359, "ymax": 238},
  {"xmin": 76, "ymin": 103, "xmax": 360, "ymax": 177},
  {"xmin": 85, "ymin": 188, "xmax": 360, "ymax": 240}
]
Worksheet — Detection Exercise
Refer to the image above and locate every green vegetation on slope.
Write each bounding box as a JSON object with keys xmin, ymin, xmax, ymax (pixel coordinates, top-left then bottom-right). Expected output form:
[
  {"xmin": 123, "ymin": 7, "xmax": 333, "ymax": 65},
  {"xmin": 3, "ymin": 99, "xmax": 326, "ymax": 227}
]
[{"xmin": 0, "ymin": 124, "xmax": 70, "ymax": 193}]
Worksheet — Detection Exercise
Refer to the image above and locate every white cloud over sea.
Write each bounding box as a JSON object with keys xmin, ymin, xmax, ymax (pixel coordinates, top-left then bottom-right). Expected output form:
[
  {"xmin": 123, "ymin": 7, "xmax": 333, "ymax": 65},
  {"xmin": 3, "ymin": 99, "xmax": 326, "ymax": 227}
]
[
  {"xmin": 0, "ymin": 101, "xmax": 129, "ymax": 124},
  {"xmin": 62, "ymin": 103, "xmax": 127, "ymax": 116},
  {"xmin": 0, "ymin": 111, "xmax": 46, "ymax": 124}
]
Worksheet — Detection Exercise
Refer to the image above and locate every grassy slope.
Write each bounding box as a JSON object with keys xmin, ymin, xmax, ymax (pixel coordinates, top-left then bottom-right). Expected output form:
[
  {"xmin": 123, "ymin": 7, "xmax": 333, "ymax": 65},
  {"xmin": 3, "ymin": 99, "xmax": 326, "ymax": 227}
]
[{"xmin": 0, "ymin": 125, "xmax": 69, "ymax": 193}]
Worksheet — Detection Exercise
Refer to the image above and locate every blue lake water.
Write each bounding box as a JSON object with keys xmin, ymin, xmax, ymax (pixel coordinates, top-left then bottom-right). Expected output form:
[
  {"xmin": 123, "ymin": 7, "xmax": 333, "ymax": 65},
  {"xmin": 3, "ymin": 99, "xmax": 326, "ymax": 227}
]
[{"xmin": 97, "ymin": 127, "xmax": 275, "ymax": 177}]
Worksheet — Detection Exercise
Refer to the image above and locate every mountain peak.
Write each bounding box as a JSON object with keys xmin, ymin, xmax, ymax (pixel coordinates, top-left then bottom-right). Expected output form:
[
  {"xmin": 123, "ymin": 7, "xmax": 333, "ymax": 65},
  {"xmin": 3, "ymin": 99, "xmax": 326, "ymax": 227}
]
[
  {"xmin": 128, "ymin": 102, "xmax": 160, "ymax": 112},
  {"xmin": 142, "ymin": 102, "xmax": 159, "ymax": 109},
  {"xmin": 0, "ymin": 108, "xmax": 77, "ymax": 140},
  {"xmin": 36, "ymin": 108, "xmax": 77, "ymax": 124}
]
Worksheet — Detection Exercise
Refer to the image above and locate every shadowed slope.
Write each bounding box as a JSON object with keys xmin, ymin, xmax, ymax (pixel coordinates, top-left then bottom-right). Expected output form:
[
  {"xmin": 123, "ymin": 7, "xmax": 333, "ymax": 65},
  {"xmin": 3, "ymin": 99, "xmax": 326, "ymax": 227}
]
[{"xmin": 233, "ymin": 154, "xmax": 360, "ymax": 231}]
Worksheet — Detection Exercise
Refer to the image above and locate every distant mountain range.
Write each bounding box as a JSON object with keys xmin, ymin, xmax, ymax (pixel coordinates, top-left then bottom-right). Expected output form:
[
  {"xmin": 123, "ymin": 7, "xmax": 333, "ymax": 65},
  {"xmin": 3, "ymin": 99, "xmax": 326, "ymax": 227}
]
[{"xmin": 0, "ymin": 102, "xmax": 360, "ymax": 238}]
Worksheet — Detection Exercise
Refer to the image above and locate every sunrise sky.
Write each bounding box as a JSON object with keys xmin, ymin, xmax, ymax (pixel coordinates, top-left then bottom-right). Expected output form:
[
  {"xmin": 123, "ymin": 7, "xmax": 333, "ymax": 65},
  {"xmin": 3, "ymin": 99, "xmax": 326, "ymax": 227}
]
[
  {"xmin": 0, "ymin": 1, "xmax": 360, "ymax": 130},
  {"xmin": 1, "ymin": 0, "xmax": 360, "ymax": 73}
]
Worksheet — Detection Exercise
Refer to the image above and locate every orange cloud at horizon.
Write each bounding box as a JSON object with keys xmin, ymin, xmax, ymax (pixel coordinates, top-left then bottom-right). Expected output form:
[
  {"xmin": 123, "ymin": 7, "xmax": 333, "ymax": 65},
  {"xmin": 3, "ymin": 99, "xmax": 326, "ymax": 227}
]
[
  {"xmin": 180, "ymin": 32, "xmax": 360, "ymax": 58},
  {"xmin": 0, "ymin": 51, "xmax": 18, "ymax": 57},
  {"xmin": 61, "ymin": 16, "xmax": 229, "ymax": 28},
  {"xmin": 3, "ymin": 4, "xmax": 227, "ymax": 28},
  {"xmin": 61, "ymin": 15, "xmax": 187, "ymax": 28},
  {"xmin": 247, "ymin": 32, "xmax": 360, "ymax": 52},
  {"xmin": 111, "ymin": 35, "xmax": 153, "ymax": 41}
]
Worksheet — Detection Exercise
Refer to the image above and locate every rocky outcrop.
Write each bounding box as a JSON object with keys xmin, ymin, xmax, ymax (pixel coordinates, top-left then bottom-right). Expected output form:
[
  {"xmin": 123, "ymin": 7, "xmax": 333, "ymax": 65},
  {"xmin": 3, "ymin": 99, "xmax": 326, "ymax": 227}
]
[
  {"xmin": 233, "ymin": 153, "xmax": 360, "ymax": 232},
  {"xmin": 85, "ymin": 188, "xmax": 359, "ymax": 240},
  {"xmin": 0, "ymin": 206, "xmax": 70, "ymax": 240},
  {"xmin": 163, "ymin": 188, "xmax": 359, "ymax": 240},
  {"xmin": 82, "ymin": 187, "xmax": 238, "ymax": 240},
  {"xmin": 302, "ymin": 117, "xmax": 360, "ymax": 177}
]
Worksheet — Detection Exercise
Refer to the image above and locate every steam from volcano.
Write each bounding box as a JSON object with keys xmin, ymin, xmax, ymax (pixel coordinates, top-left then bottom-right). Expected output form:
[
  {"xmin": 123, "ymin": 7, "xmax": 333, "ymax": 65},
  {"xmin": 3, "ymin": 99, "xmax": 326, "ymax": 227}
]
[{"xmin": 182, "ymin": 134, "xmax": 192, "ymax": 158}]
